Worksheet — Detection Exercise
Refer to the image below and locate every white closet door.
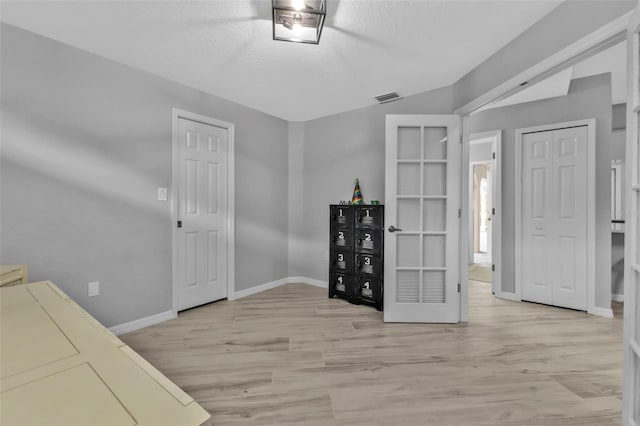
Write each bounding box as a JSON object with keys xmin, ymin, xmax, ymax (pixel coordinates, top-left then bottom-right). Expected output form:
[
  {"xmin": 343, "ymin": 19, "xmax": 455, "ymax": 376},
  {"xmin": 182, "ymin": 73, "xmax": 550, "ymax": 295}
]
[
  {"xmin": 384, "ymin": 115, "xmax": 461, "ymax": 323},
  {"xmin": 551, "ymin": 127, "xmax": 587, "ymax": 310},
  {"xmin": 521, "ymin": 126, "xmax": 587, "ymax": 311},
  {"xmin": 521, "ymin": 130, "xmax": 554, "ymax": 305}
]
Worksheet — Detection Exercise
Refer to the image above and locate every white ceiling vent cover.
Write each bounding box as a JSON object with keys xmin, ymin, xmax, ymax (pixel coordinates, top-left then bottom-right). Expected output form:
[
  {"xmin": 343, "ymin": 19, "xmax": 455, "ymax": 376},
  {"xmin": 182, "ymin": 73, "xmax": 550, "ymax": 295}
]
[{"xmin": 374, "ymin": 92, "xmax": 402, "ymax": 104}]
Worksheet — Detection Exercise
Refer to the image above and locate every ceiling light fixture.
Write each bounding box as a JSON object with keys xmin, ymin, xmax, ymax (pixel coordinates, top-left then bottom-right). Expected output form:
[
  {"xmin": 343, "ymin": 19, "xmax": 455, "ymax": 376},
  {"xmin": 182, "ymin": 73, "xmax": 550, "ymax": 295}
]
[{"xmin": 272, "ymin": 0, "xmax": 326, "ymax": 44}]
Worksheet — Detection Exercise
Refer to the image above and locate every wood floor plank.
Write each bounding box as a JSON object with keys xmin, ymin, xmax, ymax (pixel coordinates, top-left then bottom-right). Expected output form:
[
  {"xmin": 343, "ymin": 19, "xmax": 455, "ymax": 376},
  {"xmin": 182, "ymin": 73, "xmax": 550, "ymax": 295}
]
[
  {"xmin": 550, "ymin": 370, "xmax": 623, "ymax": 399},
  {"xmin": 121, "ymin": 281, "xmax": 623, "ymax": 425}
]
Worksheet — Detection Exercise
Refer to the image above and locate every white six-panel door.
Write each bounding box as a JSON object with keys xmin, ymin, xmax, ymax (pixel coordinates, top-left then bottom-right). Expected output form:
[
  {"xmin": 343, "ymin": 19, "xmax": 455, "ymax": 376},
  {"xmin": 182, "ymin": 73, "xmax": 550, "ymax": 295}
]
[
  {"xmin": 521, "ymin": 127, "xmax": 588, "ymax": 311},
  {"xmin": 176, "ymin": 118, "xmax": 228, "ymax": 311},
  {"xmin": 623, "ymin": 2, "xmax": 640, "ymax": 423},
  {"xmin": 384, "ymin": 115, "xmax": 461, "ymax": 323}
]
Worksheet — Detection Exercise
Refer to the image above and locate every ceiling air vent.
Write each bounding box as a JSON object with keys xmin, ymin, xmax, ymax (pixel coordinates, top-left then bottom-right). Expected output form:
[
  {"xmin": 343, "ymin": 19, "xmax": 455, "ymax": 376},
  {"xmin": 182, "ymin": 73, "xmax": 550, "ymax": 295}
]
[{"xmin": 374, "ymin": 91, "xmax": 401, "ymax": 104}]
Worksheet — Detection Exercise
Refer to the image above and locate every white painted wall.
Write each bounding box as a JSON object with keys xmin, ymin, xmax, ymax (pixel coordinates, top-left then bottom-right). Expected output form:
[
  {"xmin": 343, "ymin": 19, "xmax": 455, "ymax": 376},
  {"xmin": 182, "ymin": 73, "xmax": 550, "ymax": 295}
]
[{"xmin": 0, "ymin": 23, "xmax": 289, "ymax": 327}]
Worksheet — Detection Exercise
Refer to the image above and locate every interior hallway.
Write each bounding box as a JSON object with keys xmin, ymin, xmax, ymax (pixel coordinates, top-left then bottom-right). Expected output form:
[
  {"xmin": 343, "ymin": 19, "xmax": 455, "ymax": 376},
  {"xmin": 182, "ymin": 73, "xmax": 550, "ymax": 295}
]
[{"xmin": 122, "ymin": 282, "xmax": 623, "ymax": 425}]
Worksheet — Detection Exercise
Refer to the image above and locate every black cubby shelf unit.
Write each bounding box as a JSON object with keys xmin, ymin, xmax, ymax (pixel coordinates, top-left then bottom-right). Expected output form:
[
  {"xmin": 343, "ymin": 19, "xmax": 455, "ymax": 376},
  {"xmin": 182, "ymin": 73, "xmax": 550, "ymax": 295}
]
[{"xmin": 329, "ymin": 204, "xmax": 384, "ymax": 311}]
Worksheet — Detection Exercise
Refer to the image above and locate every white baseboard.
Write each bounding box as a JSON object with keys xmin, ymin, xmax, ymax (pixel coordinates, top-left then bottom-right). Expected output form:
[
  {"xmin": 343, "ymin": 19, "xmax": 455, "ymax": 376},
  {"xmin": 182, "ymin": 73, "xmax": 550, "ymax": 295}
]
[
  {"xmin": 289, "ymin": 276, "xmax": 328, "ymax": 288},
  {"xmin": 612, "ymin": 293, "xmax": 624, "ymax": 303},
  {"xmin": 111, "ymin": 278, "xmax": 328, "ymax": 334},
  {"xmin": 589, "ymin": 306, "xmax": 614, "ymax": 319},
  {"xmin": 109, "ymin": 310, "xmax": 177, "ymax": 336},
  {"xmin": 230, "ymin": 277, "xmax": 328, "ymax": 301},
  {"xmin": 495, "ymin": 291, "xmax": 520, "ymax": 302},
  {"xmin": 229, "ymin": 277, "xmax": 290, "ymax": 301}
]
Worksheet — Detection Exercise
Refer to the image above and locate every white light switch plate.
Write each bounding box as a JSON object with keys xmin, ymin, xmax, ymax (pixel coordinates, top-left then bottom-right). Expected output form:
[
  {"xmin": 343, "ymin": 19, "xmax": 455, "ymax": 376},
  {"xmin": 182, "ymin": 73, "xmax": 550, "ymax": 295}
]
[
  {"xmin": 157, "ymin": 187, "xmax": 168, "ymax": 201},
  {"xmin": 88, "ymin": 281, "xmax": 100, "ymax": 297}
]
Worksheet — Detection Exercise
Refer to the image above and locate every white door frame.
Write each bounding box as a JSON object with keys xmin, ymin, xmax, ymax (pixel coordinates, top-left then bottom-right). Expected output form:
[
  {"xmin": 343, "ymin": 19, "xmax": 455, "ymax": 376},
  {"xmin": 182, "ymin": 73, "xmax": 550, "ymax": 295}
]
[
  {"xmin": 455, "ymin": 11, "xmax": 629, "ymax": 323},
  {"xmin": 467, "ymin": 130, "xmax": 502, "ymax": 297},
  {"xmin": 514, "ymin": 119, "xmax": 596, "ymax": 314},
  {"xmin": 623, "ymin": 6, "xmax": 640, "ymax": 422},
  {"xmin": 171, "ymin": 108, "xmax": 235, "ymax": 315},
  {"xmin": 454, "ymin": 13, "xmax": 630, "ymax": 118}
]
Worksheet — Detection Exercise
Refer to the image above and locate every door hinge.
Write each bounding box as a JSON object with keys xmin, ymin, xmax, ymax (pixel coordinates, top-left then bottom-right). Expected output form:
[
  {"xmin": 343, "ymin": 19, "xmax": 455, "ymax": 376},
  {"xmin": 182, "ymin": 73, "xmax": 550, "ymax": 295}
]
[
  {"xmin": 177, "ymin": 220, "xmax": 182, "ymax": 228},
  {"xmin": 457, "ymin": 283, "xmax": 461, "ymax": 293},
  {"xmin": 492, "ymin": 207, "xmax": 495, "ymax": 215},
  {"xmin": 491, "ymin": 264, "xmax": 495, "ymax": 272},
  {"xmin": 492, "ymin": 152, "xmax": 496, "ymax": 159},
  {"xmin": 458, "ymin": 208, "xmax": 462, "ymax": 218}
]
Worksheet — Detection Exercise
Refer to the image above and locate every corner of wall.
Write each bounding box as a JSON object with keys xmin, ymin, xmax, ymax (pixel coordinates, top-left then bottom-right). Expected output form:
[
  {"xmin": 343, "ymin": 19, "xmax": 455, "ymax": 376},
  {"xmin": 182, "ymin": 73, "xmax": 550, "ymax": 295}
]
[{"xmin": 288, "ymin": 122, "xmax": 305, "ymax": 277}]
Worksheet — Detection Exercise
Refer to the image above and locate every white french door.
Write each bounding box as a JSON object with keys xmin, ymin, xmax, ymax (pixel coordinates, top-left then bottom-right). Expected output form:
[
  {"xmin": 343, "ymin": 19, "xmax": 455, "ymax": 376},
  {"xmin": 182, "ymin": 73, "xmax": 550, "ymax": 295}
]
[
  {"xmin": 623, "ymin": 2, "xmax": 640, "ymax": 423},
  {"xmin": 384, "ymin": 115, "xmax": 461, "ymax": 323},
  {"xmin": 176, "ymin": 117, "xmax": 229, "ymax": 311}
]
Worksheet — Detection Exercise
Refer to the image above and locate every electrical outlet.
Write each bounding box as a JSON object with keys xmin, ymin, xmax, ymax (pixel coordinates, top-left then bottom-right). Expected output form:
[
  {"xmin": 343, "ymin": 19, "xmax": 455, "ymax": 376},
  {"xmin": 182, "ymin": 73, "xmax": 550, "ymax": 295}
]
[
  {"xmin": 157, "ymin": 187, "xmax": 168, "ymax": 201},
  {"xmin": 88, "ymin": 281, "xmax": 100, "ymax": 297},
  {"xmin": 324, "ymin": 250, "xmax": 329, "ymax": 261}
]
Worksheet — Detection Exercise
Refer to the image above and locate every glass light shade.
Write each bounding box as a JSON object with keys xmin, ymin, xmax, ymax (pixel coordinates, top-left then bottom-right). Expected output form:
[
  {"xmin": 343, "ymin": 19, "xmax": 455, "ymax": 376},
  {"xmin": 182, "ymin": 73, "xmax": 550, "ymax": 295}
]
[{"xmin": 272, "ymin": 0, "xmax": 326, "ymax": 44}]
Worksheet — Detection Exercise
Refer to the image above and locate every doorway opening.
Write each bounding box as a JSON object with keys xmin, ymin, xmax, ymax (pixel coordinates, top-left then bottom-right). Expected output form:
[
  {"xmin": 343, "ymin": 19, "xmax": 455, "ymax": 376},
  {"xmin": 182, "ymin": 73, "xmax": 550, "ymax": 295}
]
[
  {"xmin": 469, "ymin": 162, "xmax": 492, "ymax": 281},
  {"xmin": 473, "ymin": 164, "xmax": 492, "ymax": 262},
  {"xmin": 467, "ymin": 131, "xmax": 502, "ymax": 295}
]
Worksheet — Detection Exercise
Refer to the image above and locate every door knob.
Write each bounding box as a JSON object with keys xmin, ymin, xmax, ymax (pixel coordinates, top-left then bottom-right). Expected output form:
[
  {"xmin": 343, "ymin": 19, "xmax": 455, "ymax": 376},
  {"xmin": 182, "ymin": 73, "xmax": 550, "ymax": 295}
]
[{"xmin": 388, "ymin": 225, "xmax": 402, "ymax": 233}]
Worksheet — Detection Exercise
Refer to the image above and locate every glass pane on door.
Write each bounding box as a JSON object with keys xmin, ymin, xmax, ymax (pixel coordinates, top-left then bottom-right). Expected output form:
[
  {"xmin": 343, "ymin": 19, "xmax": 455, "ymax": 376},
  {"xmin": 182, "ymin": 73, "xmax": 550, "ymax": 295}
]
[
  {"xmin": 424, "ymin": 127, "xmax": 447, "ymax": 159},
  {"xmin": 395, "ymin": 125, "xmax": 449, "ymax": 304},
  {"xmin": 423, "ymin": 199, "xmax": 446, "ymax": 232},
  {"xmin": 397, "ymin": 199, "xmax": 420, "ymax": 231},
  {"xmin": 398, "ymin": 164, "xmax": 420, "ymax": 195},
  {"xmin": 424, "ymin": 164, "xmax": 447, "ymax": 195},
  {"xmin": 398, "ymin": 127, "xmax": 421, "ymax": 159}
]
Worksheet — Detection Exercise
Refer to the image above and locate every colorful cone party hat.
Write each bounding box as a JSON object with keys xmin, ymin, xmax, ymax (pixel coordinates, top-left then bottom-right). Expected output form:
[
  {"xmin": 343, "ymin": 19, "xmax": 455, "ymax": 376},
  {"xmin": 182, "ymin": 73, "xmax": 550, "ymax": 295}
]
[{"xmin": 352, "ymin": 179, "xmax": 363, "ymax": 205}]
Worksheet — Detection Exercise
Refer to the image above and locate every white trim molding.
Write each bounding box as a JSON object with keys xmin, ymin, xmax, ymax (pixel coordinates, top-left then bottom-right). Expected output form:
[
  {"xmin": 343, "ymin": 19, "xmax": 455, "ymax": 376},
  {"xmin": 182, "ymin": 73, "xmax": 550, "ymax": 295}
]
[
  {"xmin": 229, "ymin": 278, "xmax": 291, "ymax": 301},
  {"xmin": 590, "ymin": 306, "xmax": 614, "ymax": 319},
  {"xmin": 109, "ymin": 310, "xmax": 177, "ymax": 336},
  {"xmin": 110, "ymin": 278, "xmax": 327, "ymax": 334},
  {"xmin": 612, "ymin": 293, "xmax": 625, "ymax": 303},
  {"xmin": 230, "ymin": 277, "xmax": 328, "ymax": 300},
  {"xmin": 288, "ymin": 276, "xmax": 328, "ymax": 288},
  {"xmin": 515, "ymin": 119, "xmax": 597, "ymax": 316},
  {"xmin": 495, "ymin": 291, "xmax": 520, "ymax": 302},
  {"xmin": 454, "ymin": 11, "xmax": 631, "ymax": 117},
  {"xmin": 171, "ymin": 108, "xmax": 236, "ymax": 316}
]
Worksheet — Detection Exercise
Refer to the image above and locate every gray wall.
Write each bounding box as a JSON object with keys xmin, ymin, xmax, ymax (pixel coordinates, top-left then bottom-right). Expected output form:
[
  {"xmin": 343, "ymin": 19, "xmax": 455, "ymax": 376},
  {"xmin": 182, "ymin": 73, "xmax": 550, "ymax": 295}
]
[
  {"xmin": 0, "ymin": 24, "xmax": 289, "ymax": 327},
  {"xmin": 288, "ymin": 121, "xmax": 306, "ymax": 277},
  {"xmin": 466, "ymin": 74, "xmax": 613, "ymax": 309},
  {"xmin": 453, "ymin": 1, "xmax": 635, "ymax": 111},
  {"xmin": 299, "ymin": 87, "xmax": 454, "ymax": 281},
  {"xmin": 470, "ymin": 140, "xmax": 493, "ymax": 162}
]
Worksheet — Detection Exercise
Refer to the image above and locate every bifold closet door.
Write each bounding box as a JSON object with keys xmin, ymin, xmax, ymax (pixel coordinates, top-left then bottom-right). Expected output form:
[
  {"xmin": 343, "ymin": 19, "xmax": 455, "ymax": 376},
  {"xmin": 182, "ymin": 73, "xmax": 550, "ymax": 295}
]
[{"xmin": 521, "ymin": 126, "xmax": 587, "ymax": 311}]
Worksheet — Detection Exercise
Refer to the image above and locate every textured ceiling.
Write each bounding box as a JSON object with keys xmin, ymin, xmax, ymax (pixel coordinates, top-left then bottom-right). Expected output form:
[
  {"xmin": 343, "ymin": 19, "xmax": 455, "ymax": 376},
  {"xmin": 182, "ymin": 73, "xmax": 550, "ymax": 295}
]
[{"xmin": 1, "ymin": 0, "xmax": 563, "ymax": 121}]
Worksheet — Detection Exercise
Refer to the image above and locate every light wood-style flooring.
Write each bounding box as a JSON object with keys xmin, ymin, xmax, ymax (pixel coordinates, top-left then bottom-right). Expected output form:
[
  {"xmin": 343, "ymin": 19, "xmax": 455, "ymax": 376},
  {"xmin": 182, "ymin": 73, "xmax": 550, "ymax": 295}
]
[{"xmin": 121, "ymin": 281, "xmax": 624, "ymax": 425}]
